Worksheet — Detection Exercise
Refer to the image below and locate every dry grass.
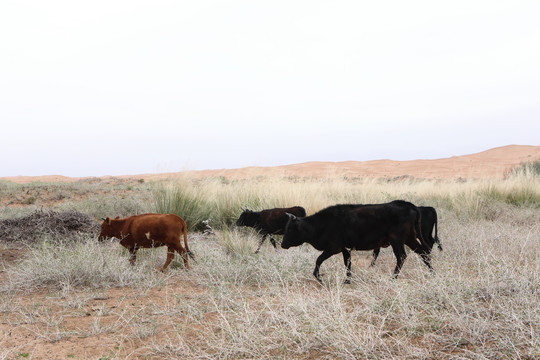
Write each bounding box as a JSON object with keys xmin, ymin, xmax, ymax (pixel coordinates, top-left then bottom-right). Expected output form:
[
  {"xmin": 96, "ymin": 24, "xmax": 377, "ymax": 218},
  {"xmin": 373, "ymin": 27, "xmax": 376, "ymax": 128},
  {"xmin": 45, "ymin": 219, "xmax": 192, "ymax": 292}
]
[{"xmin": 0, "ymin": 174, "xmax": 539, "ymax": 359}]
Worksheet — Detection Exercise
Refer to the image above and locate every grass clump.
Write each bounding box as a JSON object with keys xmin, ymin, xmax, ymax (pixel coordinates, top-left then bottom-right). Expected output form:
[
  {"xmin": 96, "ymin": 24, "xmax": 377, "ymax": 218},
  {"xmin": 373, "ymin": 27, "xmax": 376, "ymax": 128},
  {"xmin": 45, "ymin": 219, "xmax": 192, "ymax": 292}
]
[
  {"xmin": 507, "ymin": 160, "xmax": 540, "ymax": 178},
  {"xmin": 1, "ymin": 236, "xmax": 171, "ymax": 293},
  {"xmin": 480, "ymin": 182, "xmax": 540, "ymax": 207},
  {"xmin": 152, "ymin": 182, "xmax": 213, "ymax": 231},
  {"xmin": 218, "ymin": 227, "xmax": 256, "ymax": 259}
]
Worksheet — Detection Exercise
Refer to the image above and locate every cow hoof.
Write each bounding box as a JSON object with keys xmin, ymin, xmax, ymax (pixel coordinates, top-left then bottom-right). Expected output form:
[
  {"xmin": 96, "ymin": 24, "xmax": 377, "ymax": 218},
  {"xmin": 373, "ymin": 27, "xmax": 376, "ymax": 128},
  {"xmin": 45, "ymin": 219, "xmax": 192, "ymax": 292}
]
[{"xmin": 343, "ymin": 279, "xmax": 351, "ymax": 285}]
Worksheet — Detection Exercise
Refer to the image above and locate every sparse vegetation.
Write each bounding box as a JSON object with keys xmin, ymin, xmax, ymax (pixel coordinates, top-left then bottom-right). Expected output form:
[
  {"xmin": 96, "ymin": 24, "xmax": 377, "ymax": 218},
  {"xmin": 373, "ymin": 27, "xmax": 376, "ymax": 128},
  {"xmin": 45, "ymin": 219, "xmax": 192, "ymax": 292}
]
[
  {"xmin": 507, "ymin": 160, "xmax": 540, "ymax": 178},
  {"xmin": 0, "ymin": 173, "xmax": 538, "ymax": 359}
]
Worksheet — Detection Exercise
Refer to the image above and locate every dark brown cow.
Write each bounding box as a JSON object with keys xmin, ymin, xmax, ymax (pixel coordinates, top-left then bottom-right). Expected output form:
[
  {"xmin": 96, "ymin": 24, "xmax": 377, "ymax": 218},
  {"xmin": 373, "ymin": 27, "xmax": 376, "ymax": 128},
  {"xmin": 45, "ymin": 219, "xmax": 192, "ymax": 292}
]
[
  {"xmin": 98, "ymin": 213, "xmax": 194, "ymax": 270},
  {"xmin": 236, "ymin": 206, "xmax": 307, "ymax": 253}
]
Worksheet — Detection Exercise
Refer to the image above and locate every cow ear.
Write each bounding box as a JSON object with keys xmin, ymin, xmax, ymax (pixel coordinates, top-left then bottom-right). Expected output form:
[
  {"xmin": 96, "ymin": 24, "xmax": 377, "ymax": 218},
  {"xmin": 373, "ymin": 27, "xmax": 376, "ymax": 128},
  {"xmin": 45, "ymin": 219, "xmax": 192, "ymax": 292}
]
[{"xmin": 103, "ymin": 217, "xmax": 111, "ymax": 225}]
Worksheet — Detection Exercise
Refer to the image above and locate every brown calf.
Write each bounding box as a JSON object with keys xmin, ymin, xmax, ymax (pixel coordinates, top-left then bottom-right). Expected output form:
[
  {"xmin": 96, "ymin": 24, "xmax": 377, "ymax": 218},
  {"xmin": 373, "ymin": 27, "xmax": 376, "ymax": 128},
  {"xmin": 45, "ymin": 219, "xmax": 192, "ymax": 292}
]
[{"xmin": 99, "ymin": 213, "xmax": 193, "ymax": 270}]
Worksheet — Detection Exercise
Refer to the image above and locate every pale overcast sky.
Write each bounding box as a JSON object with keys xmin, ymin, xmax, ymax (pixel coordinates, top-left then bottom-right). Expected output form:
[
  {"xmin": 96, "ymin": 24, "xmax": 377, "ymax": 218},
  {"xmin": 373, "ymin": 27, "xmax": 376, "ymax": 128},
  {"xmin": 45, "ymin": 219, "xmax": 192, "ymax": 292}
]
[{"xmin": 1, "ymin": 1, "xmax": 539, "ymax": 177}]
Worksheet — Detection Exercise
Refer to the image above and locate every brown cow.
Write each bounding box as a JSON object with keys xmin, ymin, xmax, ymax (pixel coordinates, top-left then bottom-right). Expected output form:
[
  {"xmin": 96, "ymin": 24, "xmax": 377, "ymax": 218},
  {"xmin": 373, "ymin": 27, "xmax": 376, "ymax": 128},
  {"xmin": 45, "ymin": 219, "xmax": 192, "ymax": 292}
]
[{"xmin": 98, "ymin": 213, "xmax": 194, "ymax": 270}]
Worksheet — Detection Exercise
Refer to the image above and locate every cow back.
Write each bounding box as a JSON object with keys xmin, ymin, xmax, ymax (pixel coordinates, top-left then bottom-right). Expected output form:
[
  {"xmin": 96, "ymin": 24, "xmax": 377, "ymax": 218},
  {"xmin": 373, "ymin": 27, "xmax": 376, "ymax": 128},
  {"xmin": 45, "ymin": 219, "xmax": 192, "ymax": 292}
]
[
  {"xmin": 116, "ymin": 213, "xmax": 186, "ymax": 247},
  {"xmin": 259, "ymin": 206, "xmax": 306, "ymax": 235},
  {"xmin": 295, "ymin": 203, "xmax": 418, "ymax": 251}
]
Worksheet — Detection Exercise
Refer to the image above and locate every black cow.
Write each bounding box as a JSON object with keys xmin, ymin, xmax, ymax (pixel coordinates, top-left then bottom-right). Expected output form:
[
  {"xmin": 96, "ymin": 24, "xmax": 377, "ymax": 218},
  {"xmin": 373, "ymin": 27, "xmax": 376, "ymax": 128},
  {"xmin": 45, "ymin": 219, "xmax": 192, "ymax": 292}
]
[
  {"xmin": 281, "ymin": 201, "xmax": 433, "ymax": 283},
  {"xmin": 370, "ymin": 205, "xmax": 442, "ymax": 266},
  {"xmin": 236, "ymin": 206, "xmax": 307, "ymax": 253}
]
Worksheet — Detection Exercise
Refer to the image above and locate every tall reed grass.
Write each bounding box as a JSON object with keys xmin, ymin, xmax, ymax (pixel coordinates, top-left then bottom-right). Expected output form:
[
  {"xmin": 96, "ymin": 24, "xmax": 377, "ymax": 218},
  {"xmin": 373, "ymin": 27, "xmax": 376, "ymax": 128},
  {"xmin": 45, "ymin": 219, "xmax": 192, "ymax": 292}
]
[
  {"xmin": 151, "ymin": 170, "xmax": 540, "ymax": 230},
  {"xmin": 153, "ymin": 182, "xmax": 214, "ymax": 231}
]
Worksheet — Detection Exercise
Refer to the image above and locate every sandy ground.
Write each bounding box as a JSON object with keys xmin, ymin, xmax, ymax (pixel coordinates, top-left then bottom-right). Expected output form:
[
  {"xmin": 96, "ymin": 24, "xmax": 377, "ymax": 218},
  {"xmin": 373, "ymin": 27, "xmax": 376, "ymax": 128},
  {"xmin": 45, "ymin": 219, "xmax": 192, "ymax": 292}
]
[
  {"xmin": 0, "ymin": 274, "xmax": 209, "ymax": 359},
  {"xmin": 2, "ymin": 145, "xmax": 539, "ymax": 184}
]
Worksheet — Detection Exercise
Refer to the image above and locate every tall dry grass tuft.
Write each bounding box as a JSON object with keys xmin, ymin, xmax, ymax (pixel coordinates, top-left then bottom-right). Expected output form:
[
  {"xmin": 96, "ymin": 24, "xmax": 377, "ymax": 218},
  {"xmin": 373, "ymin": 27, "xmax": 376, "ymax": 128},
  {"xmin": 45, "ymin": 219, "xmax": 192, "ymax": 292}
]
[
  {"xmin": 152, "ymin": 181, "xmax": 213, "ymax": 230},
  {"xmin": 1, "ymin": 235, "xmax": 173, "ymax": 293},
  {"xmin": 506, "ymin": 160, "xmax": 540, "ymax": 179},
  {"xmin": 152, "ymin": 172, "xmax": 539, "ymax": 230}
]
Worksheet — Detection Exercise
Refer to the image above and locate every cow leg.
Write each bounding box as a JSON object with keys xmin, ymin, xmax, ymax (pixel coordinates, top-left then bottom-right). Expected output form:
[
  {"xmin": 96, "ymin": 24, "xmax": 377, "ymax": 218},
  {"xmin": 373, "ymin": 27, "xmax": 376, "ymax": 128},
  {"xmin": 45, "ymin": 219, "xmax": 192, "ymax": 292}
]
[
  {"xmin": 255, "ymin": 234, "xmax": 267, "ymax": 254},
  {"xmin": 370, "ymin": 248, "xmax": 381, "ymax": 267},
  {"xmin": 269, "ymin": 236, "xmax": 278, "ymax": 251},
  {"xmin": 405, "ymin": 237, "xmax": 434, "ymax": 273},
  {"xmin": 390, "ymin": 242, "xmax": 407, "ymax": 278},
  {"xmin": 342, "ymin": 249, "xmax": 352, "ymax": 284},
  {"xmin": 165, "ymin": 243, "xmax": 190, "ymax": 271},
  {"xmin": 177, "ymin": 245, "xmax": 190, "ymax": 270},
  {"xmin": 313, "ymin": 250, "xmax": 334, "ymax": 283},
  {"xmin": 160, "ymin": 247, "xmax": 175, "ymax": 271},
  {"xmin": 128, "ymin": 246, "xmax": 138, "ymax": 265}
]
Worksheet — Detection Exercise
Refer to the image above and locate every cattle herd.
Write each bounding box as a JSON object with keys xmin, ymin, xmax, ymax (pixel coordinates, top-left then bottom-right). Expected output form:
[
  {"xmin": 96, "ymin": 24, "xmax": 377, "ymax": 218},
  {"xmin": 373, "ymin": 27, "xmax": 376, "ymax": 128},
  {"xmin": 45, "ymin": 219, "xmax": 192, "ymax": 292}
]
[{"xmin": 99, "ymin": 200, "xmax": 442, "ymax": 283}]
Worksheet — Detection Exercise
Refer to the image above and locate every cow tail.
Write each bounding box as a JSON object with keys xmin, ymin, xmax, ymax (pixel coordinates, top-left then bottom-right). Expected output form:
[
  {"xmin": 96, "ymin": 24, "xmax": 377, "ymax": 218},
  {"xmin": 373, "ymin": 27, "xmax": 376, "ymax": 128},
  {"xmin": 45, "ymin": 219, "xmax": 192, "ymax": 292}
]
[
  {"xmin": 415, "ymin": 209, "xmax": 430, "ymax": 251},
  {"xmin": 434, "ymin": 213, "xmax": 442, "ymax": 251},
  {"xmin": 183, "ymin": 222, "xmax": 195, "ymax": 259}
]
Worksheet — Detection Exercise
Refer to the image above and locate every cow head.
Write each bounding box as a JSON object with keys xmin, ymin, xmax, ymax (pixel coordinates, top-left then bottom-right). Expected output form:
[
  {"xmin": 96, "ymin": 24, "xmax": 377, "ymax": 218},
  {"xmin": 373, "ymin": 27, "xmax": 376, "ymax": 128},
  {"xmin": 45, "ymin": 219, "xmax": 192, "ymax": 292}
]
[
  {"xmin": 98, "ymin": 216, "xmax": 119, "ymax": 241},
  {"xmin": 235, "ymin": 208, "xmax": 257, "ymax": 227},
  {"xmin": 281, "ymin": 213, "xmax": 307, "ymax": 249}
]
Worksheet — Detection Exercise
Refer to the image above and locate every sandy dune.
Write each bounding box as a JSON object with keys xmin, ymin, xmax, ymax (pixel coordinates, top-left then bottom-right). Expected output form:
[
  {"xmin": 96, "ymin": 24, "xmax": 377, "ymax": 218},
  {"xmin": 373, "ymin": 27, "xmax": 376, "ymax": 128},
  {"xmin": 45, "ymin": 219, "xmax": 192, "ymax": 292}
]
[
  {"xmin": 188, "ymin": 144, "xmax": 540, "ymax": 180},
  {"xmin": 2, "ymin": 145, "xmax": 539, "ymax": 184}
]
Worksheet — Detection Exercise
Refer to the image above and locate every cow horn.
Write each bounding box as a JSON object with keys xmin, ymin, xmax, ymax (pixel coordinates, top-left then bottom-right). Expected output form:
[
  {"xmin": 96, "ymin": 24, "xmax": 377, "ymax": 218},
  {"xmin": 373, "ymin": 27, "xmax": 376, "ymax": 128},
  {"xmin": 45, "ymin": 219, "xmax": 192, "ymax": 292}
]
[{"xmin": 285, "ymin": 212, "xmax": 297, "ymax": 221}]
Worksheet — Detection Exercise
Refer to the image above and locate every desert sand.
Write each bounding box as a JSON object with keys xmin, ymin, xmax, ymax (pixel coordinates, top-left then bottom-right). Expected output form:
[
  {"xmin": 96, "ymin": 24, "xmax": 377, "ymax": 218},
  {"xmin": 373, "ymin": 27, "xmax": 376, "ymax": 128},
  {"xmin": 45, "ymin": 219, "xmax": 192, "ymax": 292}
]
[{"xmin": 2, "ymin": 145, "xmax": 539, "ymax": 184}]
